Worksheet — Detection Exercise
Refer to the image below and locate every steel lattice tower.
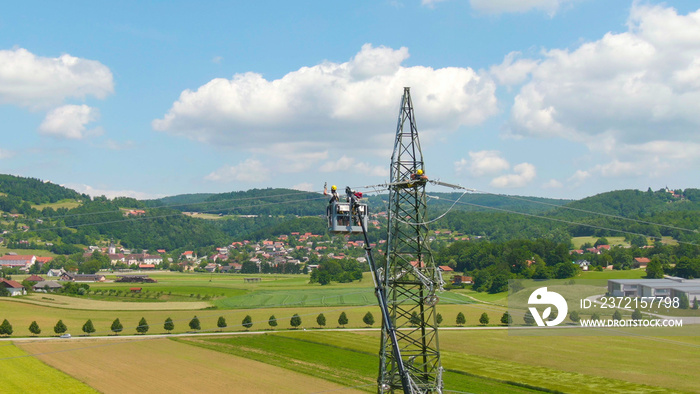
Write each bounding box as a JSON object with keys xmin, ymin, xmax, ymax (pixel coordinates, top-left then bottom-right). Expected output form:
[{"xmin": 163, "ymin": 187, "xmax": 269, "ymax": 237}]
[{"xmin": 379, "ymin": 87, "xmax": 443, "ymax": 393}]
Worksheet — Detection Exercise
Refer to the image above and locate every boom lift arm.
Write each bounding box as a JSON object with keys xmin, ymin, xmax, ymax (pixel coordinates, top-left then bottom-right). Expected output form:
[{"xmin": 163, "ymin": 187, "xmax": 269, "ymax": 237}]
[{"xmin": 347, "ymin": 187, "xmax": 416, "ymax": 394}]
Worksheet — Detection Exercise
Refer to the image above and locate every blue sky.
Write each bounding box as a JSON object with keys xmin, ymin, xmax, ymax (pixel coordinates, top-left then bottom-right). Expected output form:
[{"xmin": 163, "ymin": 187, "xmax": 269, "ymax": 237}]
[{"xmin": 1, "ymin": 0, "xmax": 699, "ymax": 200}]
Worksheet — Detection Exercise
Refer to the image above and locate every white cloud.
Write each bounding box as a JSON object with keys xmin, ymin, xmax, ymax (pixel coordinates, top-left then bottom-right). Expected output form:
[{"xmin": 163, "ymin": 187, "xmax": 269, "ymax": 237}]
[
  {"xmin": 490, "ymin": 162, "xmax": 536, "ymax": 188},
  {"xmin": 153, "ymin": 44, "xmax": 498, "ymax": 166},
  {"xmin": 292, "ymin": 182, "xmax": 315, "ymax": 192},
  {"xmin": 0, "ymin": 148, "xmax": 15, "ymax": 159},
  {"xmin": 319, "ymin": 156, "xmax": 386, "ymax": 177},
  {"xmin": 470, "ymin": 0, "xmax": 574, "ymax": 16},
  {"xmin": 542, "ymin": 179, "xmax": 563, "ymax": 188},
  {"xmin": 490, "ymin": 52, "xmax": 539, "ymax": 86},
  {"xmin": 66, "ymin": 184, "xmax": 164, "ymax": 200},
  {"xmin": 205, "ymin": 159, "xmax": 271, "ymax": 183},
  {"xmin": 567, "ymin": 169, "xmax": 591, "ymax": 186},
  {"xmin": 455, "ymin": 150, "xmax": 510, "ymax": 176},
  {"xmin": 422, "ymin": 0, "xmax": 449, "ymax": 9},
  {"xmin": 104, "ymin": 139, "xmax": 136, "ymax": 151},
  {"xmin": 0, "ymin": 48, "xmax": 113, "ymax": 109},
  {"xmin": 38, "ymin": 105, "xmax": 101, "ymax": 139},
  {"xmin": 507, "ymin": 4, "xmax": 700, "ymax": 148}
]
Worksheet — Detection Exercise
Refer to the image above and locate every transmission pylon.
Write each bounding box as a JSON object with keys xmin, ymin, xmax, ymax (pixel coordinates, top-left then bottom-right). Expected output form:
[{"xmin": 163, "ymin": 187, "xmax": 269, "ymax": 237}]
[{"xmin": 379, "ymin": 87, "xmax": 443, "ymax": 393}]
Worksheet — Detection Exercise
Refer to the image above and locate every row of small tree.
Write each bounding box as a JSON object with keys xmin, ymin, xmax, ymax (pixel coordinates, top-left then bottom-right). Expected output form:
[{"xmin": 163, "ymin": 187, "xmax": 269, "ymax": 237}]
[{"xmin": 1, "ymin": 311, "xmax": 526, "ymax": 337}]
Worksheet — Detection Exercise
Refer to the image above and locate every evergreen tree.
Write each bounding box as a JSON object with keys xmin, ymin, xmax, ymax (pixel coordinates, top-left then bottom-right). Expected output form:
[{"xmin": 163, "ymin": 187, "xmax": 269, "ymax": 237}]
[
  {"xmin": 189, "ymin": 316, "xmax": 201, "ymax": 331},
  {"xmin": 679, "ymin": 294, "xmax": 690, "ymax": 309},
  {"xmin": 136, "ymin": 317, "xmax": 149, "ymax": 334},
  {"xmin": 268, "ymin": 315, "xmax": 278, "ymax": 329},
  {"xmin": 217, "ymin": 316, "xmax": 227, "ymax": 331},
  {"xmin": 54, "ymin": 319, "xmax": 67, "ymax": 335},
  {"xmin": 500, "ymin": 311, "xmax": 512, "ymax": 325},
  {"xmin": 591, "ymin": 312, "xmax": 601, "ymax": 321},
  {"xmin": 29, "ymin": 321, "xmax": 41, "ymax": 336},
  {"xmin": 290, "ymin": 314, "xmax": 302, "ymax": 329},
  {"xmin": 316, "ymin": 313, "xmax": 326, "ymax": 328},
  {"xmin": 0, "ymin": 319, "xmax": 13, "ymax": 336},
  {"xmin": 456, "ymin": 312, "xmax": 466, "ymax": 326},
  {"xmin": 436, "ymin": 313, "xmax": 443, "ymax": 326},
  {"xmin": 163, "ymin": 317, "xmax": 174, "ymax": 333},
  {"xmin": 612, "ymin": 310, "xmax": 622, "ymax": 321},
  {"xmin": 242, "ymin": 315, "xmax": 253, "ymax": 330},
  {"xmin": 479, "ymin": 312, "xmax": 489, "ymax": 325},
  {"xmin": 569, "ymin": 310, "xmax": 580, "ymax": 323},
  {"xmin": 523, "ymin": 311, "xmax": 536, "ymax": 326},
  {"xmin": 82, "ymin": 319, "xmax": 96, "ymax": 336},
  {"xmin": 111, "ymin": 318, "xmax": 123, "ymax": 335},
  {"xmin": 410, "ymin": 311, "xmax": 421, "ymax": 327},
  {"xmin": 338, "ymin": 312, "xmax": 348, "ymax": 328},
  {"xmin": 631, "ymin": 309, "xmax": 643, "ymax": 320},
  {"xmin": 363, "ymin": 311, "xmax": 375, "ymax": 327}
]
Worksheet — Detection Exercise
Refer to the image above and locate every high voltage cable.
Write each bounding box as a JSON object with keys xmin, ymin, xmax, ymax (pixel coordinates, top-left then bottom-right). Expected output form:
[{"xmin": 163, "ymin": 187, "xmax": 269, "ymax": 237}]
[
  {"xmin": 4, "ymin": 195, "xmax": 329, "ymax": 238},
  {"xmin": 355, "ymin": 181, "xmax": 700, "ymax": 235},
  {"xmin": 451, "ymin": 187, "xmax": 698, "ymax": 234},
  {"xmin": 438, "ymin": 196, "xmax": 699, "ymax": 246},
  {"xmin": 23, "ymin": 189, "xmax": 324, "ymax": 223}
]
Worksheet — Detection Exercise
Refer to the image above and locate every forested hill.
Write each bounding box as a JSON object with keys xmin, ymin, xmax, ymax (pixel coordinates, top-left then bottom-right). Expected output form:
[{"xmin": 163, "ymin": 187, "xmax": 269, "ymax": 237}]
[
  {"xmin": 148, "ymin": 188, "xmax": 329, "ymax": 216},
  {"xmin": 0, "ymin": 174, "xmax": 86, "ymax": 204}
]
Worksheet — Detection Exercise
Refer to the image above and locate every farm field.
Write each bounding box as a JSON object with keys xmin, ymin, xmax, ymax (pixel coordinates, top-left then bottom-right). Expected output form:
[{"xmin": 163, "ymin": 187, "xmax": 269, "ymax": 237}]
[
  {"xmin": 0, "ymin": 295, "xmax": 500, "ymax": 337},
  {"xmin": 2, "ymin": 271, "xmax": 697, "ymax": 392},
  {"xmin": 30, "ymin": 199, "xmax": 82, "ymax": 210},
  {"xmin": 0, "ymin": 342, "xmax": 96, "ymax": 393},
  {"xmin": 17, "ymin": 338, "xmax": 360, "ymax": 394}
]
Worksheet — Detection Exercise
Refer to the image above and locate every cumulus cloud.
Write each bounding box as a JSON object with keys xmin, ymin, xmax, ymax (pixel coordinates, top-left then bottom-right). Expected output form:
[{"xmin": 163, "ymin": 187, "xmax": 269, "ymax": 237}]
[
  {"xmin": 542, "ymin": 179, "xmax": 563, "ymax": 189},
  {"xmin": 38, "ymin": 105, "xmax": 101, "ymax": 139},
  {"xmin": 0, "ymin": 48, "xmax": 113, "ymax": 109},
  {"xmin": 421, "ymin": 0, "xmax": 449, "ymax": 9},
  {"xmin": 153, "ymin": 44, "xmax": 498, "ymax": 163},
  {"xmin": 489, "ymin": 52, "xmax": 539, "ymax": 87},
  {"xmin": 292, "ymin": 182, "xmax": 315, "ymax": 192},
  {"xmin": 470, "ymin": 0, "xmax": 574, "ymax": 16},
  {"xmin": 455, "ymin": 150, "xmax": 510, "ymax": 176},
  {"xmin": 506, "ymin": 4, "xmax": 700, "ymax": 147},
  {"xmin": 319, "ymin": 156, "xmax": 386, "ymax": 177},
  {"xmin": 490, "ymin": 162, "xmax": 536, "ymax": 188},
  {"xmin": 66, "ymin": 184, "xmax": 164, "ymax": 200},
  {"xmin": 205, "ymin": 159, "xmax": 271, "ymax": 183},
  {"xmin": 0, "ymin": 148, "xmax": 15, "ymax": 159}
]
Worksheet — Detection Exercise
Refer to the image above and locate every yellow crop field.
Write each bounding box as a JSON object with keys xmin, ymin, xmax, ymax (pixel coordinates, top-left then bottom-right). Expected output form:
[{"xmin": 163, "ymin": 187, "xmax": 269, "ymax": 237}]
[
  {"xmin": 17, "ymin": 293, "xmax": 210, "ymax": 310},
  {"xmin": 18, "ymin": 338, "xmax": 363, "ymax": 394},
  {"xmin": 0, "ymin": 342, "xmax": 96, "ymax": 393}
]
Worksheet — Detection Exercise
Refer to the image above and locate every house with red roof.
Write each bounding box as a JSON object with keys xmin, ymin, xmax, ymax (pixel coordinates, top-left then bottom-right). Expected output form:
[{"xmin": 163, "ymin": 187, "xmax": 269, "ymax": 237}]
[
  {"xmin": 0, "ymin": 278, "xmax": 26, "ymax": 296},
  {"xmin": 0, "ymin": 255, "xmax": 36, "ymax": 269},
  {"xmin": 634, "ymin": 257, "xmax": 651, "ymax": 269}
]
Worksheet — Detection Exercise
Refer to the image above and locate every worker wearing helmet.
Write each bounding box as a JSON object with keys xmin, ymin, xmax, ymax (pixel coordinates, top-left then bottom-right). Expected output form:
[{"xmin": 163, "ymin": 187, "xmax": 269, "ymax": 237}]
[
  {"xmin": 410, "ymin": 169, "xmax": 428, "ymax": 185},
  {"xmin": 324, "ymin": 184, "xmax": 340, "ymax": 203}
]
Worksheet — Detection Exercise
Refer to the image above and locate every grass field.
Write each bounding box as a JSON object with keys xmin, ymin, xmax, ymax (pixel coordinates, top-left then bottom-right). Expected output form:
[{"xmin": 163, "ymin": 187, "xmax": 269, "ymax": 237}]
[
  {"xmin": 0, "ymin": 247, "xmax": 56, "ymax": 257},
  {"xmin": 3, "ymin": 270, "xmax": 698, "ymax": 392},
  {"xmin": 0, "ymin": 342, "xmax": 96, "ymax": 393},
  {"xmin": 31, "ymin": 199, "xmax": 82, "ymax": 210},
  {"xmin": 176, "ymin": 333, "xmax": 540, "ymax": 393},
  {"xmin": 18, "ymin": 338, "xmax": 359, "ymax": 394},
  {"xmin": 0, "ymin": 294, "xmax": 501, "ymax": 337},
  {"xmin": 572, "ymin": 236, "xmax": 678, "ymax": 248}
]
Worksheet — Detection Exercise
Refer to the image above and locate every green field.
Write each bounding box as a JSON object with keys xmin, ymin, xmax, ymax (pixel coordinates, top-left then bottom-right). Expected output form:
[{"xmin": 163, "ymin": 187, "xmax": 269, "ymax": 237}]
[
  {"xmin": 176, "ymin": 333, "xmax": 540, "ymax": 393},
  {"xmin": 0, "ymin": 343, "xmax": 96, "ymax": 393},
  {"xmin": 1, "ymin": 270, "xmax": 698, "ymax": 392},
  {"xmin": 31, "ymin": 199, "xmax": 82, "ymax": 210}
]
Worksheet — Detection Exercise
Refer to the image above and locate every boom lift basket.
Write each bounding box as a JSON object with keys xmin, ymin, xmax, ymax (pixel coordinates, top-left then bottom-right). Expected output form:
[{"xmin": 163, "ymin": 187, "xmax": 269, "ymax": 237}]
[{"xmin": 327, "ymin": 201, "xmax": 368, "ymax": 234}]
